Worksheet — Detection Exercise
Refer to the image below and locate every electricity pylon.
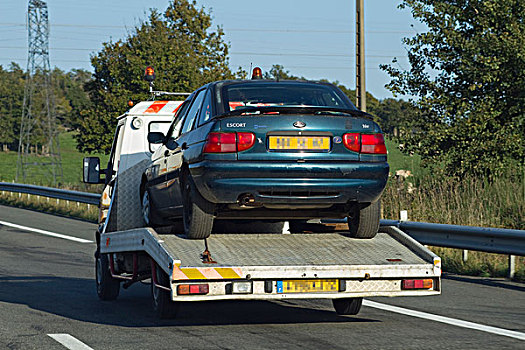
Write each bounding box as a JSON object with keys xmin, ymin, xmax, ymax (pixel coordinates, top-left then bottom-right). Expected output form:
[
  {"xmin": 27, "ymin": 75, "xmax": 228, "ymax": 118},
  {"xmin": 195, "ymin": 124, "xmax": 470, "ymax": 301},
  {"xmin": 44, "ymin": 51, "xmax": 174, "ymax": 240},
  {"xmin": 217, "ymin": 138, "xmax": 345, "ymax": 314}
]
[{"xmin": 16, "ymin": 0, "xmax": 62, "ymax": 185}]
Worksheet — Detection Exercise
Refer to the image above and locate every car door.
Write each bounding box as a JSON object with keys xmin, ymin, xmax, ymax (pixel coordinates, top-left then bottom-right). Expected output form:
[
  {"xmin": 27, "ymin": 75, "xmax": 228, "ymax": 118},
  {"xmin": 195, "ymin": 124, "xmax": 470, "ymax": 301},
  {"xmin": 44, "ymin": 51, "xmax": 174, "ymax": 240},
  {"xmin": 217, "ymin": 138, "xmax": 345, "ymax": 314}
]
[{"xmin": 166, "ymin": 88, "xmax": 207, "ymax": 210}]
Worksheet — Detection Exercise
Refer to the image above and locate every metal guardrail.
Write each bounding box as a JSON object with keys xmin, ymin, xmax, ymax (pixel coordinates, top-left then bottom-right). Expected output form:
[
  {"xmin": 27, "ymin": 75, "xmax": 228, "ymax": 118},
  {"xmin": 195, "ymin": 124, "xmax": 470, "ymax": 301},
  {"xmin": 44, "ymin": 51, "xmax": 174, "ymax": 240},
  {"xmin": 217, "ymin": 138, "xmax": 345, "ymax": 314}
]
[
  {"xmin": 0, "ymin": 182, "xmax": 100, "ymax": 205},
  {"xmin": 1, "ymin": 182, "xmax": 524, "ymax": 257},
  {"xmin": 380, "ymin": 220, "xmax": 525, "ymax": 256}
]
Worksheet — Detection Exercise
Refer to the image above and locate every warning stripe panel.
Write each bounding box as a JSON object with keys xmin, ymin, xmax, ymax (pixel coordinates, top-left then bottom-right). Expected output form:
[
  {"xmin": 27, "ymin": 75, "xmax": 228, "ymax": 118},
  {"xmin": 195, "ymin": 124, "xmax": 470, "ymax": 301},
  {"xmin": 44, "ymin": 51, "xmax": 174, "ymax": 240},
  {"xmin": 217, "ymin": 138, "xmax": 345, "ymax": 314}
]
[
  {"xmin": 172, "ymin": 266, "xmax": 243, "ymax": 281},
  {"xmin": 144, "ymin": 101, "xmax": 169, "ymax": 114}
]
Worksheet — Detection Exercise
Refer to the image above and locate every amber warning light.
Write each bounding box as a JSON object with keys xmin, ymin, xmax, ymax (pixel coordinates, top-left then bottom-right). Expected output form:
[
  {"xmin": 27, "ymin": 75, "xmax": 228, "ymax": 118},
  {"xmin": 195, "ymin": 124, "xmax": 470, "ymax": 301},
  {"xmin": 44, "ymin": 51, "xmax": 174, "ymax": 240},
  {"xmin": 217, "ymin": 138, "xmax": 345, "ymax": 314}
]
[
  {"xmin": 144, "ymin": 66, "xmax": 156, "ymax": 82},
  {"xmin": 251, "ymin": 67, "xmax": 263, "ymax": 79}
]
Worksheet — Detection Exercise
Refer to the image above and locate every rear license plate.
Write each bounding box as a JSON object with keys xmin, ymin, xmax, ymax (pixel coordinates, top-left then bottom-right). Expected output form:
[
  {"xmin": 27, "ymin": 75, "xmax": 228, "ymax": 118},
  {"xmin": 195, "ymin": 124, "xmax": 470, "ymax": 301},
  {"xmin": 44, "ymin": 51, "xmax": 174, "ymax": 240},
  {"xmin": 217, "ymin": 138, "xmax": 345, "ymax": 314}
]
[
  {"xmin": 268, "ymin": 136, "xmax": 330, "ymax": 151},
  {"xmin": 276, "ymin": 279, "xmax": 339, "ymax": 293}
]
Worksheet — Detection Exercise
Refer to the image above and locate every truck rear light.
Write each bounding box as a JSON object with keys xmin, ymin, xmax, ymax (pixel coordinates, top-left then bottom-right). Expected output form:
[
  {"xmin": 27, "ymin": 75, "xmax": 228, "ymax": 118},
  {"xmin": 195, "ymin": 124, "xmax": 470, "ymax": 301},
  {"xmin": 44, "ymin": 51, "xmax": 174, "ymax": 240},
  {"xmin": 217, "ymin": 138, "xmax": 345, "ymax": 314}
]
[
  {"xmin": 177, "ymin": 284, "xmax": 209, "ymax": 295},
  {"xmin": 203, "ymin": 132, "xmax": 255, "ymax": 153},
  {"xmin": 342, "ymin": 133, "xmax": 387, "ymax": 154},
  {"xmin": 361, "ymin": 133, "xmax": 387, "ymax": 154},
  {"xmin": 401, "ymin": 279, "xmax": 433, "ymax": 290},
  {"xmin": 232, "ymin": 281, "xmax": 253, "ymax": 294}
]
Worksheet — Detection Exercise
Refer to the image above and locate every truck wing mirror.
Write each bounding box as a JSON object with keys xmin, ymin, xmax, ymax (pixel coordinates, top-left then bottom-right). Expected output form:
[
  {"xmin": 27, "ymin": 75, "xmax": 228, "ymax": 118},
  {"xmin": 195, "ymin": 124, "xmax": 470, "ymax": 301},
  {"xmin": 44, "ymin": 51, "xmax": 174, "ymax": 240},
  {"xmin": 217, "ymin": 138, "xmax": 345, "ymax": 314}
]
[
  {"xmin": 165, "ymin": 137, "xmax": 179, "ymax": 151},
  {"xmin": 83, "ymin": 157, "xmax": 103, "ymax": 184},
  {"xmin": 147, "ymin": 132, "xmax": 165, "ymax": 144}
]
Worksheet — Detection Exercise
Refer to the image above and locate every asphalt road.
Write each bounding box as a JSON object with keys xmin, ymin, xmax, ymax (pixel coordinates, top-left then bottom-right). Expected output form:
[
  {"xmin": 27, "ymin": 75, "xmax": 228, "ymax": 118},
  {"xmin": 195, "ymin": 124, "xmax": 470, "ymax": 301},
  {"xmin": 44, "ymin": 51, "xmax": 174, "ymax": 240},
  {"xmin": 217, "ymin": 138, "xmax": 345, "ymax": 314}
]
[{"xmin": 0, "ymin": 204, "xmax": 524, "ymax": 349}]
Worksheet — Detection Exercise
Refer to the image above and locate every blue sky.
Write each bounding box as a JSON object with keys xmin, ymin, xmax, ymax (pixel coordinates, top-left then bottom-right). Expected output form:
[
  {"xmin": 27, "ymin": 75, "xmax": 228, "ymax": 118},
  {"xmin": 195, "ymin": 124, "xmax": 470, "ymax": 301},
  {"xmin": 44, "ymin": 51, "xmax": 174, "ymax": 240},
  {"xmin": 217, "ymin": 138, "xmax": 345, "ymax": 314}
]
[{"xmin": 0, "ymin": 0, "xmax": 426, "ymax": 99}]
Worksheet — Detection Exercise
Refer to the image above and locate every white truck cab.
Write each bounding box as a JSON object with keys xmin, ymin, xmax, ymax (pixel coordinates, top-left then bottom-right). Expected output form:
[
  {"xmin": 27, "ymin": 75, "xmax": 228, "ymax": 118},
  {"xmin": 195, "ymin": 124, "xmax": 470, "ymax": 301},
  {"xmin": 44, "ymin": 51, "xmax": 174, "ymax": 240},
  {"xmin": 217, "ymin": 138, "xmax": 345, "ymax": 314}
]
[{"xmin": 83, "ymin": 100, "xmax": 184, "ymax": 232}]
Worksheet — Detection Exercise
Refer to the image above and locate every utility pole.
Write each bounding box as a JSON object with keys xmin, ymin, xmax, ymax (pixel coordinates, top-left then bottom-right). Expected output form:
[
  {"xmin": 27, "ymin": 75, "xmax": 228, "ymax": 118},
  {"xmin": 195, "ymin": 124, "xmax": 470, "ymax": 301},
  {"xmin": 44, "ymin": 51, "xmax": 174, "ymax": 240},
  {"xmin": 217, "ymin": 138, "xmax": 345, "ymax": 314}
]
[
  {"xmin": 17, "ymin": 0, "xmax": 62, "ymax": 185},
  {"xmin": 356, "ymin": 0, "xmax": 366, "ymax": 112}
]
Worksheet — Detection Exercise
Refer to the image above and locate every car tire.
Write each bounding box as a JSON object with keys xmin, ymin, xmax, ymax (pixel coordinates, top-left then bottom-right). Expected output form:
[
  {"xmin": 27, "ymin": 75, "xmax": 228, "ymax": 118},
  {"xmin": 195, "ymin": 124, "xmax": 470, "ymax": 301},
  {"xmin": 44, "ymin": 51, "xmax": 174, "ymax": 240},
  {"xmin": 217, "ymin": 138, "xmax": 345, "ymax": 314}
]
[
  {"xmin": 141, "ymin": 187, "xmax": 153, "ymax": 227},
  {"xmin": 332, "ymin": 297, "xmax": 363, "ymax": 315},
  {"xmin": 152, "ymin": 264, "xmax": 179, "ymax": 319},
  {"xmin": 348, "ymin": 200, "xmax": 380, "ymax": 239},
  {"xmin": 95, "ymin": 252, "xmax": 120, "ymax": 301},
  {"xmin": 182, "ymin": 174, "xmax": 214, "ymax": 240}
]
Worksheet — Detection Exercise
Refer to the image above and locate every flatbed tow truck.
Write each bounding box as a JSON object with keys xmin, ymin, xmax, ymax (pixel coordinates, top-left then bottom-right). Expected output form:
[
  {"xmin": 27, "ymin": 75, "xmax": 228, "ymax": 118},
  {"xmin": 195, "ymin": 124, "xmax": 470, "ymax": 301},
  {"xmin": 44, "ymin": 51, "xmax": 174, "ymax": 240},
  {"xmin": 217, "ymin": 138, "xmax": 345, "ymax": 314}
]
[{"xmin": 84, "ymin": 74, "xmax": 441, "ymax": 318}]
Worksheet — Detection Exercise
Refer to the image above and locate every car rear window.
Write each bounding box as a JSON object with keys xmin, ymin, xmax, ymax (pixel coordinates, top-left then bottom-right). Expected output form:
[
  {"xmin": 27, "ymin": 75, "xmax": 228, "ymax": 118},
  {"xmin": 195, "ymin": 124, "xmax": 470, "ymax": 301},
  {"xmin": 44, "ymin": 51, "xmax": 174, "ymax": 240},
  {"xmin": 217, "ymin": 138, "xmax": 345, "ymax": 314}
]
[{"xmin": 222, "ymin": 82, "xmax": 355, "ymax": 112}]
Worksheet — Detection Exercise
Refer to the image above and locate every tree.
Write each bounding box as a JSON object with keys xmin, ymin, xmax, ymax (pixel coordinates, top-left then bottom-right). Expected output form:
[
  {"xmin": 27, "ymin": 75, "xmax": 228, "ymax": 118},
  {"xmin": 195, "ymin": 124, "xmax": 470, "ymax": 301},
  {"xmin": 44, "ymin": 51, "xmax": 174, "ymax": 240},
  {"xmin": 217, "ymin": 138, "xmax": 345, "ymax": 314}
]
[
  {"xmin": 381, "ymin": 0, "xmax": 525, "ymax": 177},
  {"xmin": 0, "ymin": 63, "xmax": 25, "ymax": 151},
  {"xmin": 77, "ymin": 0, "xmax": 233, "ymax": 153}
]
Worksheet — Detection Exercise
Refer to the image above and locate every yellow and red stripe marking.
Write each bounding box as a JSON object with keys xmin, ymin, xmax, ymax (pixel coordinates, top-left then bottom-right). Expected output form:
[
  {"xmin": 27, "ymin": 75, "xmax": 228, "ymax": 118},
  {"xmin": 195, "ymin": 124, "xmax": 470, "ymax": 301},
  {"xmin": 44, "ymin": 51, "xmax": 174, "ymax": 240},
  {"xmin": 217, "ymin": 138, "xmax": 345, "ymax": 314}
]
[
  {"xmin": 172, "ymin": 265, "xmax": 243, "ymax": 280},
  {"xmin": 144, "ymin": 101, "xmax": 169, "ymax": 113}
]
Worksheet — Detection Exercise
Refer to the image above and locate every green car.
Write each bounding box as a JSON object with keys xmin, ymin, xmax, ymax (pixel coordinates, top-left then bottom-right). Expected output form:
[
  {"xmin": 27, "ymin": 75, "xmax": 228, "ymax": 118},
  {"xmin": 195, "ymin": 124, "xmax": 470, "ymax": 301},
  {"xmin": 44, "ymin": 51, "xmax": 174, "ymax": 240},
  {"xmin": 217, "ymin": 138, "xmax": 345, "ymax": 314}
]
[{"xmin": 142, "ymin": 78, "xmax": 389, "ymax": 239}]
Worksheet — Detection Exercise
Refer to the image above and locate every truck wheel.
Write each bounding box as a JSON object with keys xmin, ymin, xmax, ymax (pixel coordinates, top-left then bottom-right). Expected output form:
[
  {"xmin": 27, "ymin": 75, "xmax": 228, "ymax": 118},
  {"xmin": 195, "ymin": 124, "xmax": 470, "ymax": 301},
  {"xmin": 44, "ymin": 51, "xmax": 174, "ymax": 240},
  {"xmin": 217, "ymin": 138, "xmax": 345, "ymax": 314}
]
[
  {"xmin": 182, "ymin": 175, "xmax": 214, "ymax": 239},
  {"xmin": 348, "ymin": 200, "xmax": 380, "ymax": 239},
  {"xmin": 95, "ymin": 253, "xmax": 120, "ymax": 300},
  {"xmin": 332, "ymin": 297, "xmax": 363, "ymax": 315},
  {"xmin": 152, "ymin": 265, "xmax": 179, "ymax": 319}
]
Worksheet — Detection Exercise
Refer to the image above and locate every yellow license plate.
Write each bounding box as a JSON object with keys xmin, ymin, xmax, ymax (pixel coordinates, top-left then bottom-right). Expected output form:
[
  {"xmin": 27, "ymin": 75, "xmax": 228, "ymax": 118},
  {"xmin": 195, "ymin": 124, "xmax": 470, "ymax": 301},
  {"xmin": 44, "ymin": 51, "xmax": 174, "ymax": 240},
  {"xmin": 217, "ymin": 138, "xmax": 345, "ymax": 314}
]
[
  {"xmin": 268, "ymin": 136, "xmax": 330, "ymax": 151},
  {"xmin": 277, "ymin": 279, "xmax": 339, "ymax": 293}
]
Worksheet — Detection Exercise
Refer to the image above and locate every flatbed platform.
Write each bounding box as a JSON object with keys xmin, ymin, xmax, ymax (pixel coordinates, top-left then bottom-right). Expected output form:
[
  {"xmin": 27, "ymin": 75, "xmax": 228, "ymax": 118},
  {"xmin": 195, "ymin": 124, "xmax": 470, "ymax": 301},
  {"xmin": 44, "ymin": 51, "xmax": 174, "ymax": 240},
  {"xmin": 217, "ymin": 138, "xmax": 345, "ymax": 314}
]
[{"xmin": 101, "ymin": 226, "xmax": 441, "ymax": 301}]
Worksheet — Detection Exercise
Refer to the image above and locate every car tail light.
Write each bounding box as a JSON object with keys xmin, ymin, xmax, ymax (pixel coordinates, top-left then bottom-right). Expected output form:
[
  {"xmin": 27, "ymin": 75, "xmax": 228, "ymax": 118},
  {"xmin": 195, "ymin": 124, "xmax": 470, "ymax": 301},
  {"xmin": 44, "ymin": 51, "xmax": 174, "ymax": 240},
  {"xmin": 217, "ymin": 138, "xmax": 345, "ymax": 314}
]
[
  {"xmin": 361, "ymin": 133, "xmax": 387, "ymax": 154},
  {"xmin": 237, "ymin": 132, "xmax": 256, "ymax": 151},
  {"xmin": 343, "ymin": 133, "xmax": 387, "ymax": 154},
  {"xmin": 401, "ymin": 279, "xmax": 433, "ymax": 290},
  {"xmin": 203, "ymin": 132, "xmax": 255, "ymax": 153},
  {"xmin": 177, "ymin": 284, "xmax": 209, "ymax": 295},
  {"xmin": 343, "ymin": 133, "xmax": 360, "ymax": 152}
]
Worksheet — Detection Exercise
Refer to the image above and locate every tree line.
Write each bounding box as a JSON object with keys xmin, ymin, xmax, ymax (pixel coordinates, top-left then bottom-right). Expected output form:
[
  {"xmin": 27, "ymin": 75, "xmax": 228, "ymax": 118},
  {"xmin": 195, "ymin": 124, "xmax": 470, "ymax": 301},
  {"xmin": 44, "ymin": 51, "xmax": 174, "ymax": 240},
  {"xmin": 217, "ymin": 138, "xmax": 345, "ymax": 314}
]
[{"xmin": 0, "ymin": 0, "xmax": 522, "ymax": 179}]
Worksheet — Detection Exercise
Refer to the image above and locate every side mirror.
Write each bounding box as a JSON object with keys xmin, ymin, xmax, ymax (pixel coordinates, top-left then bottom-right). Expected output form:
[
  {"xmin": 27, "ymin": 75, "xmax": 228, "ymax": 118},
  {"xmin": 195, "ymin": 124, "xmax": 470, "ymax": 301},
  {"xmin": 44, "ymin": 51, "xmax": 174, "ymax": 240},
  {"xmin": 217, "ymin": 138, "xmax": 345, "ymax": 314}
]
[
  {"xmin": 147, "ymin": 132, "xmax": 165, "ymax": 144},
  {"xmin": 83, "ymin": 157, "xmax": 101, "ymax": 184},
  {"xmin": 165, "ymin": 137, "xmax": 179, "ymax": 151}
]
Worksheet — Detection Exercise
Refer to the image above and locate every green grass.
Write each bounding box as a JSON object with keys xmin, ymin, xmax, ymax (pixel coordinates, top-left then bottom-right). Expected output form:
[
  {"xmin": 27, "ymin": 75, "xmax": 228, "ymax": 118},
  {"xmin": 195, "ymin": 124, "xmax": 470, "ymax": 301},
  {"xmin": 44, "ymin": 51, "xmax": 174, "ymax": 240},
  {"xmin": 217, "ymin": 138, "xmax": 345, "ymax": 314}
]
[{"xmin": 0, "ymin": 132, "xmax": 109, "ymax": 190}]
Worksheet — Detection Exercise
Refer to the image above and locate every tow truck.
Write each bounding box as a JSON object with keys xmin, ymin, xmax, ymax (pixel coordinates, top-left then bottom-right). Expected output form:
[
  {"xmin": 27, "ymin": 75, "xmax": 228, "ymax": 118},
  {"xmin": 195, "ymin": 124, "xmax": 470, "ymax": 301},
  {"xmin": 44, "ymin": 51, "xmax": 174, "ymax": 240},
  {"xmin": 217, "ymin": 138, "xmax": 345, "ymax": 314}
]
[{"xmin": 83, "ymin": 67, "xmax": 441, "ymax": 318}]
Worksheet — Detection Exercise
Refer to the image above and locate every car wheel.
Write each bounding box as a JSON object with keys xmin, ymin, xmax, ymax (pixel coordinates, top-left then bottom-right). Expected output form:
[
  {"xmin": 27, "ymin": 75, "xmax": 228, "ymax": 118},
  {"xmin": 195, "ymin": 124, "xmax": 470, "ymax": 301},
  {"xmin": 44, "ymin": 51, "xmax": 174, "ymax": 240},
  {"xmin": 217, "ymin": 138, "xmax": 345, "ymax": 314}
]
[
  {"xmin": 141, "ymin": 188, "xmax": 152, "ymax": 227},
  {"xmin": 348, "ymin": 200, "xmax": 380, "ymax": 239},
  {"xmin": 95, "ymin": 252, "xmax": 120, "ymax": 300},
  {"xmin": 332, "ymin": 297, "xmax": 363, "ymax": 315},
  {"xmin": 152, "ymin": 264, "xmax": 179, "ymax": 319},
  {"xmin": 182, "ymin": 174, "xmax": 214, "ymax": 239}
]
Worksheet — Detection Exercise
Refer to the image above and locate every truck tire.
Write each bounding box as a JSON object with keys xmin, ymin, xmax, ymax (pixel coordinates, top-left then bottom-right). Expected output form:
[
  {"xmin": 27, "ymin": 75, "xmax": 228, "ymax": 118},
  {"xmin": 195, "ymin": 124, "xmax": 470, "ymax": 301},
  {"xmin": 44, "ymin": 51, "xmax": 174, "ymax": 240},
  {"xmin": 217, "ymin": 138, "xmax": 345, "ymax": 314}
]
[
  {"xmin": 182, "ymin": 174, "xmax": 214, "ymax": 240},
  {"xmin": 152, "ymin": 264, "xmax": 179, "ymax": 319},
  {"xmin": 348, "ymin": 200, "xmax": 380, "ymax": 239},
  {"xmin": 95, "ymin": 253, "xmax": 120, "ymax": 301},
  {"xmin": 332, "ymin": 297, "xmax": 363, "ymax": 315}
]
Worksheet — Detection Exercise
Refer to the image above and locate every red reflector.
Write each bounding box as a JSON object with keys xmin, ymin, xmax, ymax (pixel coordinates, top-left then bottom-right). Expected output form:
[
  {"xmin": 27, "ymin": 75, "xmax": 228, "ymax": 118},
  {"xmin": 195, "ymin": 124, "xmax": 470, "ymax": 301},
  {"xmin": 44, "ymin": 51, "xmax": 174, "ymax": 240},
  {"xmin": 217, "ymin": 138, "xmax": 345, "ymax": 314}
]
[
  {"xmin": 402, "ymin": 279, "xmax": 433, "ymax": 290},
  {"xmin": 177, "ymin": 284, "xmax": 209, "ymax": 295},
  {"xmin": 237, "ymin": 132, "xmax": 255, "ymax": 152},
  {"xmin": 203, "ymin": 132, "xmax": 236, "ymax": 153},
  {"xmin": 361, "ymin": 134, "xmax": 387, "ymax": 154},
  {"xmin": 343, "ymin": 133, "xmax": 360, "ymax": 152}
]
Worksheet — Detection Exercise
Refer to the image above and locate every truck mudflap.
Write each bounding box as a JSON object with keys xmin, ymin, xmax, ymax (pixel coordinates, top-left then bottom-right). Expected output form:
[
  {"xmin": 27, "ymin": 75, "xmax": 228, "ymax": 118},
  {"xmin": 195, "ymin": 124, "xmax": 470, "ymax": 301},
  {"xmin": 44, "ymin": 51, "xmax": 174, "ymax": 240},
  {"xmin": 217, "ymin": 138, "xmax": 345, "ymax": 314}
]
[{"xmin": 100, "ymin": 226, "xmax": 441, "ymax": 302}]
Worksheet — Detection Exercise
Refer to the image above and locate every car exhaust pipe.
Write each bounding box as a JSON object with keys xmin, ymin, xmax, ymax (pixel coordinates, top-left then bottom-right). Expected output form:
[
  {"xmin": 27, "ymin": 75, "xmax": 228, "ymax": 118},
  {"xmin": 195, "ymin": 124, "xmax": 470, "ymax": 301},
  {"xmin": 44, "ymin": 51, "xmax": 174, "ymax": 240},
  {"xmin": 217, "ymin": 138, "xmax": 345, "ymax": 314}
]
[{"xmin": 238, "ymin": 194, "xmax": 256, "ymax": 207}]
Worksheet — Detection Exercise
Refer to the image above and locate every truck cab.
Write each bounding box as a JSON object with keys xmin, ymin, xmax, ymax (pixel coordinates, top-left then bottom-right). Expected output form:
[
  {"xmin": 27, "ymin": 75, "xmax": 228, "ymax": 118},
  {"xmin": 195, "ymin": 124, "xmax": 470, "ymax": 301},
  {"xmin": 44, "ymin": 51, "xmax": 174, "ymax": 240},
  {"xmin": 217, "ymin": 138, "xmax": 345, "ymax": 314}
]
[{"xmin": 83, "ymin": 100, "xmax": 185, "ymax": 232}]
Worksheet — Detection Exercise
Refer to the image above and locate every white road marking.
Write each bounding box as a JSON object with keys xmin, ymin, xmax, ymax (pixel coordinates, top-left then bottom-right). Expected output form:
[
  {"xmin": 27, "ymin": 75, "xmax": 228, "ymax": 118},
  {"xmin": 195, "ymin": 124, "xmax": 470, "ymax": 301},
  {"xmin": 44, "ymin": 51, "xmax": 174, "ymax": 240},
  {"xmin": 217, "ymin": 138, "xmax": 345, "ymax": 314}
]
[
  {"xmin": 0, "ymin": 220, "xmax": 93, "ymax": 243},
  {"xmin": 364, "ymin": 300, "xmax": 525, "ymax": 341},
  {"xmin": 48, "ymin": 334, "xmax": 94, "ymax": 350}
]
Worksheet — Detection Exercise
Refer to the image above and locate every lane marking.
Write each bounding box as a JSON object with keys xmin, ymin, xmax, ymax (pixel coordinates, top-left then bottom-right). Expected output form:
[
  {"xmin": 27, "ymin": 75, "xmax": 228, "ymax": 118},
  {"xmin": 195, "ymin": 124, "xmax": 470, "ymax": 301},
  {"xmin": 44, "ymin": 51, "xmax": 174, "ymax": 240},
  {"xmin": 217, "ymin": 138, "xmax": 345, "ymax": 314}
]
[
  {"xmin": 364, "ymin": 300, "xmax": 525, "ymax": 341},
  {"xmin": 0, "ymin": 220, "xmax": 93, "ymax": 243},
  {"xmin": 48, "ymin": 334, "xmax": 94, "ymax": 350}
]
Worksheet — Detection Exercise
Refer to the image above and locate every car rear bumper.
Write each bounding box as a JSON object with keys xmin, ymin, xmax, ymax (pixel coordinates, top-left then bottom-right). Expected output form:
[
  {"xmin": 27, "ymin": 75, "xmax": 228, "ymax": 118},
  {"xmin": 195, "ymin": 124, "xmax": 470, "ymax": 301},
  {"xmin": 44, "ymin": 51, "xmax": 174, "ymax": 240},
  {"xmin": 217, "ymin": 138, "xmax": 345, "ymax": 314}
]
[{"xmin": 190, "ymin": 160, "xmax": 389, "ymax": 206}]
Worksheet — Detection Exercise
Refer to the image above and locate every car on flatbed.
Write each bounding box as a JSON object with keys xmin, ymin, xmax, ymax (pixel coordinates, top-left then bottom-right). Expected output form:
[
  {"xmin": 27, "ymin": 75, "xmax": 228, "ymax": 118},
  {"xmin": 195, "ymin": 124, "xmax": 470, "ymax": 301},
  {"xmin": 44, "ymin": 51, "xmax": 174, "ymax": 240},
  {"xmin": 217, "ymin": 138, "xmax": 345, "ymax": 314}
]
[{"xmin": 141, "ymin": 72, "xmax": 389, "ymax": 239}]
